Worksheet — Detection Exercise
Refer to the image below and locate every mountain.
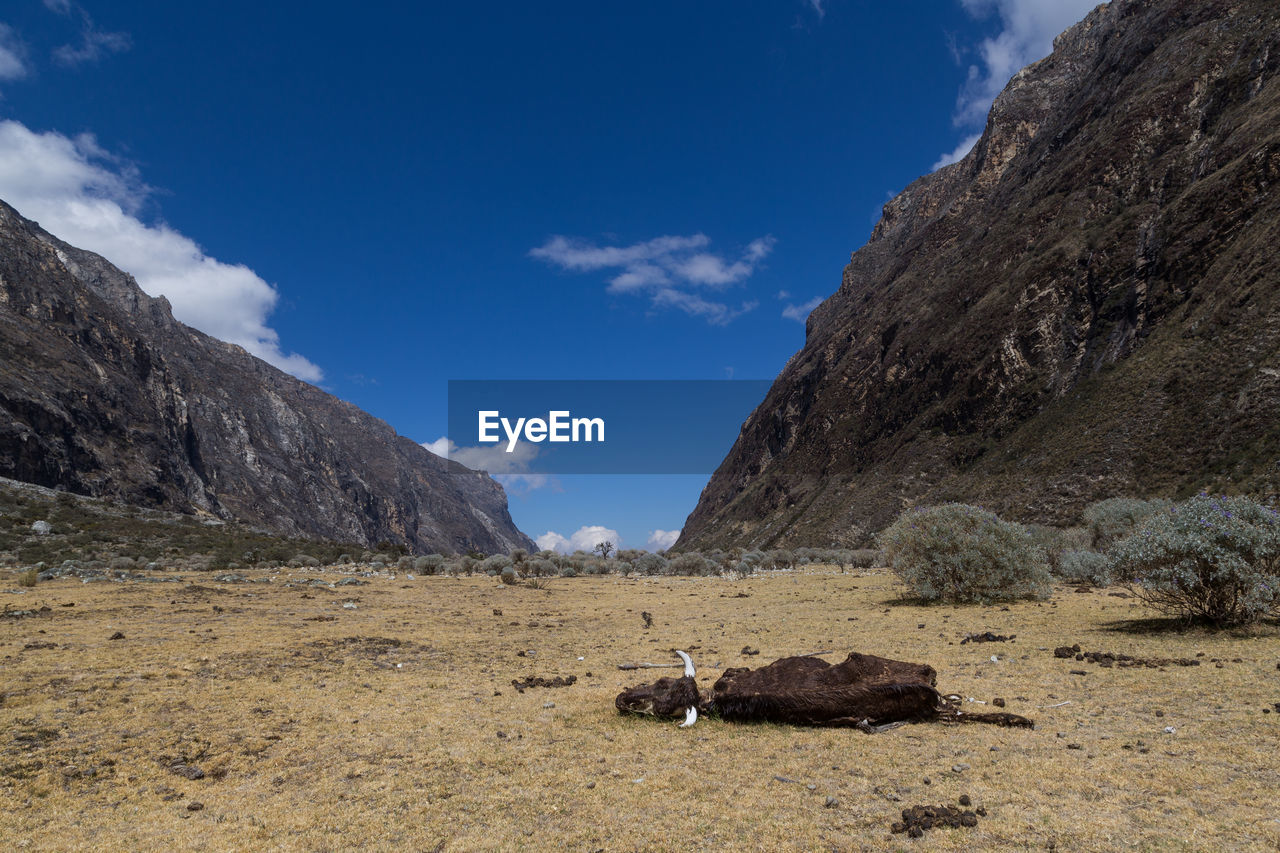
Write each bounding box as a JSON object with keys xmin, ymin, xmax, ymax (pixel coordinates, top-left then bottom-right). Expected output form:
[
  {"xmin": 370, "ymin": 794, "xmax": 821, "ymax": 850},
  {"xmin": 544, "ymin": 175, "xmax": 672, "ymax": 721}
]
[
  {"xmin": 0, "ymin": 199, "xmax": 533, "ymax": 555},
  {"xmin": 679, "ymin": 0, "xmax": 1280, "ymax": 550}
]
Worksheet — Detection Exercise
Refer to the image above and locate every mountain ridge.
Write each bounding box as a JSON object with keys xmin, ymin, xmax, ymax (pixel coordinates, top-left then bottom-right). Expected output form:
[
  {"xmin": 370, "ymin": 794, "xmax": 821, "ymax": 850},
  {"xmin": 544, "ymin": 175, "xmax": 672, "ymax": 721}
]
[
  {"xmin": 0, "ymin": 199, "xmax": 534, "ymax": 554},
  {"xmin": 679, "ymin": 0, "xmax": 1280, "ymax": 550}
]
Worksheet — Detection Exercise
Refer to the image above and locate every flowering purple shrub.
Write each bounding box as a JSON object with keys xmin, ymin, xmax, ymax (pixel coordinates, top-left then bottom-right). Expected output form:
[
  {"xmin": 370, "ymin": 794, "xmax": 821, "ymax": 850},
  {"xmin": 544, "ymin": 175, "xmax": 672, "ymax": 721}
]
[
  {"xmin": 1111, "ymin": 494, "xmax": 1280, "ymax": 626},
  {"xmin": 880, "ymin": 504, "xmax": 1050, "ymax": 604}
]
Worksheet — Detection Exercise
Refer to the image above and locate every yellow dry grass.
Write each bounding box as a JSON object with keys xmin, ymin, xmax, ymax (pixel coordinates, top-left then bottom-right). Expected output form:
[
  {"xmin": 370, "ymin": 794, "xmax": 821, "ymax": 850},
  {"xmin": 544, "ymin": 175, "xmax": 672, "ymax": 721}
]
[{"xmin": 2, "ymin": 566, "xmax": 1278, "ymax": 852}]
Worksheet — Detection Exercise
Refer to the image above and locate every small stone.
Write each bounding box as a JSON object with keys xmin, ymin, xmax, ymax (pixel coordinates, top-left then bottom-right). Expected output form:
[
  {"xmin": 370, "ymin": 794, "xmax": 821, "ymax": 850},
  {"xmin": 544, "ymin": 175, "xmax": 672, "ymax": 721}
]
[
  {"xmin": 109, "ymin": 631, "xmax": 126, "ymax": 640},
  {"xmin": 922, "ymin": 777, "xmax": 931, "ymax": 785},
  {"xmin": 1067, "ymin": 744, "xmax": 1083, "ymax": 750},
  {"xmin": 585, "ymin": 781, "xmax": 596, "ymax": 789},
  {"xmin": 61, "ymin": 765, "xmax": 81, "ymax": 778},
  {"xmin": 186, "ymin": 802, "xmax": 204, "ymax": 811},
  {"xmin": 992, "ymin": 698, "xmax": 1005, "ymax": 708},
  {"xmin": 170, "ymin": 764, "xmax": 205, "ymax": 780},
  {"xmin": 1163, "ymin": 726, "xmax": 1176, "ymax": 734},
  {"xmin": 951, "ymin": 763, "xmax": 969, "ymax": 773},
  {"xmin": 958, "ymin": 794, "xmax": 972, "ymax": 807},
  {"xmin": 806, "ymin": 784, "xmax": 817, "ymax": 791},
  {"xmin": 825, "ymin": 796, "xmax": 839, "ymax": 808},
  {"xmin": 543, "ymin": 702, "xmax": 555, "ymax": 709},
  {"xmin": 1155, "ymin": 710, "xmax": 1164, "ymax": 717}
]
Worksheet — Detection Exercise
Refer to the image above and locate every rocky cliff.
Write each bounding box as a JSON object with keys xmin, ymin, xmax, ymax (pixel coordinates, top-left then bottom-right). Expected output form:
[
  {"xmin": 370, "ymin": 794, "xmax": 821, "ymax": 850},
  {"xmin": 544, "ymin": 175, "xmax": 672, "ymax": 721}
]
[
  {"xmin": 680, "ymin": 0, "xmax": 1280, "ymax": 550},
  {"xmin": 0, "ymin": 200, "xmax": 534, "ymax": 554}
]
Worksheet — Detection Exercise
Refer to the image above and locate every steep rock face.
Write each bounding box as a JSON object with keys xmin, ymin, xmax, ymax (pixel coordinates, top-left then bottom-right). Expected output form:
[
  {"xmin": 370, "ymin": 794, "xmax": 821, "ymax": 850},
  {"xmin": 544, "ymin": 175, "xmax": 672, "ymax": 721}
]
[
  {"xmin": 0, "ymin": 200, "xmax": 534, "ymax": 554},
  {"xmin": 680, "ymin": 0, "xmax": 1280, "ymax": 549}
]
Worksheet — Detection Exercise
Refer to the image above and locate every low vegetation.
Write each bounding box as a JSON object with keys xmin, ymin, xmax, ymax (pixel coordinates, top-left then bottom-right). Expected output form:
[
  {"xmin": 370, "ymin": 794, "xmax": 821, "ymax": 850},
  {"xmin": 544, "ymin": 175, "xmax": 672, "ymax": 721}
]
[{"xmin": 879, "ymin": 504, "xmax": 1051, "ymax": 604}]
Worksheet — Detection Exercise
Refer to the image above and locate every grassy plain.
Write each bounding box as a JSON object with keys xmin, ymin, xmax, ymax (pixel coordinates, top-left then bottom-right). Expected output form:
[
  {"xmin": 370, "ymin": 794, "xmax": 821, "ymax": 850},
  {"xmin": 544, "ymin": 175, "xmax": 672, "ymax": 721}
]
[{"xmin": 2, "ymin": 566, "xmax": 1278, "ymax": 851}]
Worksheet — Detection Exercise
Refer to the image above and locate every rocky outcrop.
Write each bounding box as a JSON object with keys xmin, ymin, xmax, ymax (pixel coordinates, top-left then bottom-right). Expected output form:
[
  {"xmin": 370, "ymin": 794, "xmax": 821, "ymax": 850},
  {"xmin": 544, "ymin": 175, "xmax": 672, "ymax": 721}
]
[
  {"xmin": 680, "ymin": 0, "xmax": 1280, "ymax": 549},
  {"xmin": 0, "ymin": 200, "xmax": 533, "ymax": 554}
]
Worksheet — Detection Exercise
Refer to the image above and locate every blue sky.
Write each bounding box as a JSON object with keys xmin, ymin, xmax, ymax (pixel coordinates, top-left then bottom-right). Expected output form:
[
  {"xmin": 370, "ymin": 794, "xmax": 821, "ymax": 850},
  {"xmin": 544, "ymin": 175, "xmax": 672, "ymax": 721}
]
[{"xmin": 0, "ymin": 0, "xmax": 1097, "ymax": 553}]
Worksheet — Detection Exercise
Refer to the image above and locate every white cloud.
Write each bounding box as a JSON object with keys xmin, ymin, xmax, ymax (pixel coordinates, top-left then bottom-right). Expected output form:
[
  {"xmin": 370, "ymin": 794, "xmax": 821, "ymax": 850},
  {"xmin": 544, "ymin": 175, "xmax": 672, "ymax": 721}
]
[
  {"xmin": 781, "ymin": 295, "xmax": 823, "ymax": 323},
  {"xmin": 48, "ymin": 3, "xmax": 130, "ymax": 67},
  {"xmin": 0, "ymin": 120, "xmax": 322, "ymax": 381},
  {"xmin": 808, "ymin": 0, "xmax": 826, "ymax": 20},
  {"xmin": 0, "ymin": 24, "xmax": 29, "ymax": 82},
  {"xmin": 54, "ymin": 27, "xmax": 130, "ymax": 67},
  {"xmin": 537, "ymin": 525, "xmax": 621, "ymax": 555},
  {"xmin": 421, "ymin": 436, "xmax": 554, "ymax": 492},
  {"xmin": 531, "ymin": 232, "xmax": 773, "ymax": 325},
  {"xmin": 935, "ymin": 0, "xmax": 1097, "ymax": 167},
  {"xmin": 931, "ymin": 132, "xmax": 983, "ymax": 170},
  {"xmin": 422, "ymin": 437, "xmax": 451, "ymax": 458},
  {"xmin": 647, "ymin": 529, "xmax": 680, "ymax": 551}
]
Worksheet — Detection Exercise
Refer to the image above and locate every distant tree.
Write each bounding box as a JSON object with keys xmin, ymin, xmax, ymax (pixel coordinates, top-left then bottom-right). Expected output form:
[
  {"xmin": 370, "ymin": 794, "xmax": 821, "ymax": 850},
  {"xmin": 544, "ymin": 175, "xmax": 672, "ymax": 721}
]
[{"xmin": 594, "ymin": 541, "xmax": 615, "ymax": 559}]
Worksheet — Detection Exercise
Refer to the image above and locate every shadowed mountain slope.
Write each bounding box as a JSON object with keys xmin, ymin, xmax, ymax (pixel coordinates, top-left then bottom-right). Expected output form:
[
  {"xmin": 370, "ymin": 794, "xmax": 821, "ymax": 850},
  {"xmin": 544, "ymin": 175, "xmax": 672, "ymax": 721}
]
[
  {"xmin": 680, "ymin": 0, "xmax": 1280, "ymax": 550},
  {"xmin": 0, "ymin": 200, "xmax": 533, "ymax": 554}
]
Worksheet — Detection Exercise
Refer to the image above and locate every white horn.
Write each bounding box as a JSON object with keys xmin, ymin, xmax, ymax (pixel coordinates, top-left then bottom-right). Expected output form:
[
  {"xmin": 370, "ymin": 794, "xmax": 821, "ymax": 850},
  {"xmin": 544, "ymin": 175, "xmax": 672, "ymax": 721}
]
[
  {"xmin": 680, "ymin": 706, "xmax": 698, "ymax": 728},
  {"xmin": 675, "ymin": 650, "xmax": 695, "ymax": 678}
]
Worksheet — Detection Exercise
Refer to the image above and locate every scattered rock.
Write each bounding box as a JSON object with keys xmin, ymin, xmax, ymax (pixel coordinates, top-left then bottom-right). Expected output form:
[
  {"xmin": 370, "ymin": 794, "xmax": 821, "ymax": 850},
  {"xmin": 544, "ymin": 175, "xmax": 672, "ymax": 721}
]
[
  {"xmin": 992, "ymin": 698, "xmax": 1005, "ymax": 708},
  {"xmin": 109, "ymin": 631, "xmax": 126, "ymax": 640},
  {"xmin": 186, "ymin": 802, "xmax": 204, "ymax": 811},
  {"xmin": 170, "ymin": 764, "xmax": 206, "ymax": 780},
  {"xmin": 825, "ymin": 796, "xmax": 839, "ymax": 808},
  {"xmin": 1054, "ymin": 645, "xmax": 1200, "ymax": 669},
  {"xmin": 961, "ymin": 632, "xmax": 1014, "ymax": 644},
  {"xmin": 31, "ymin": 520, "xmax": 52, "ymax": 535},
  {"xmin": 740, "ymin": 646, "xmax": 760, "ymax": 656}
]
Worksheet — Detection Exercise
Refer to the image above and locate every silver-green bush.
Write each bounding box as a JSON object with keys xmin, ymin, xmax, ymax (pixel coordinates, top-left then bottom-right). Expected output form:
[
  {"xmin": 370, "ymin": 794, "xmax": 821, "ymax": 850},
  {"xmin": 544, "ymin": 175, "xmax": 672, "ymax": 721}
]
[
  {"xmin": 1110, "ymin": 494, "xmax": 1280, "ymax": 626},
  {"xmin": 1083, "ymin": 497, "xmax": 1173, "ymax": 551},
  {"xmin": 1057, "ymin": 549, "xmax": 1114, "ymax": 586},
  {"xmin": 880, "ymin": 504, "xmax": 1051, "ymax": 604}
]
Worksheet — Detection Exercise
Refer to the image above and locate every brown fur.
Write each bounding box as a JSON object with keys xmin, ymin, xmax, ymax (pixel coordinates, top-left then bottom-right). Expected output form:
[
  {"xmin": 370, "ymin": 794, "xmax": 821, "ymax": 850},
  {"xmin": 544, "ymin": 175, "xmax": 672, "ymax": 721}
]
[{"xmin": 616, "ymin": 651, "xmax": 1034, "ymax": 729}]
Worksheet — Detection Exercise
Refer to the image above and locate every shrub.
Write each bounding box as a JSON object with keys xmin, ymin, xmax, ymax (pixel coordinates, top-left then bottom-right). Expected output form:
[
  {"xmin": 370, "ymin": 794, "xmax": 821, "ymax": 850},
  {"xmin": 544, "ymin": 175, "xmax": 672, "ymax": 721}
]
[
  {"xmin": 1083, "ymin": 498, "xmax": 1173, "ymax": 551},
  {"xmin": 879, "ymin": 504, "xmax": 1051, "ymax": 604},
  {"xmin": 849, "ymin": 549, "xmax": 881, "ymax": 569},
  {"xmin": 768, "ymin": 549, "xmax": 795, "ymax": 570},
  {"xmin": 18, "ymin": 566, "xmax": 37, "ymax": 587},
  {"xmin": 481, "ymin": 554, "xmax": 512, "ymax": 576},
  {"xmin": 667, "ymin": 553, "xmax": 718, "ymax": 576},
  {"xmin": 558, "ymin": 563, "xmax": 578, "ymax": 578},
  {"xmin": 528, "ymin": 558, "xmax": 557, "ymax": 577},
  {"xmin": 397, "ymin": 556, "xmax": 415, "ymax": 571},
  {"xmin": 1110, "ymin": 494, "xmax": 1280, "ymax": 626},
  {"xmin": 289, "ymin": 553, "xmax": 320, "ymax": 568},
  {"xmin": 634, "ymin": 553, "xmax": 668, "ymax": 576},
  {"xmin": 414, "ymin": 554, "xmax": 444, "ymax": 576},
  {"xmin": 1057, "ymin": 550, "xmax": 1115, "ymax": 586},
  {"xmin": 499, "ymin": 566, "xmax": 518, "ymax": 585}
]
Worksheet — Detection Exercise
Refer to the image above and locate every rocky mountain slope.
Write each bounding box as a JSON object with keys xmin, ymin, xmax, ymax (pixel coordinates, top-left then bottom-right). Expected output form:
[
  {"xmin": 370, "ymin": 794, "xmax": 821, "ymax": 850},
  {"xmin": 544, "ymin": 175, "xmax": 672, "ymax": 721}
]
[
  {"xmin": 0, "ymin": 200, "xmax": 533, "ymax": 554},
  {"xmin": 680, "ymin": 0, "xmax": 1280, "ymax": 550}
]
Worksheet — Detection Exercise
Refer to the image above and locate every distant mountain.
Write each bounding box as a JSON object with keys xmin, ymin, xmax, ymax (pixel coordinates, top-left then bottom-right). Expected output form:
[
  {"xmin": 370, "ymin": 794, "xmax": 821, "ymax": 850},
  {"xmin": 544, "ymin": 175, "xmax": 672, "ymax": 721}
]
[
  {"xmin": 680, "ymin": 0, "xmax": 1280, "ymax": 550},
  {"xmin": 0, "ymin": 199, "xmax": 533, "ymax": 554}
]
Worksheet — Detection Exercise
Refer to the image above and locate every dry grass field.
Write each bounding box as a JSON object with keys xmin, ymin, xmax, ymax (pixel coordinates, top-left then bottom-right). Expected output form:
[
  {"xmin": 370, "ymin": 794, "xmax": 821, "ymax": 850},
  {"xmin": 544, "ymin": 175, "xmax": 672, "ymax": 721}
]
[{"xmin": 2, "ymin": 566, "xmax": 1278, "ymax": 851}]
